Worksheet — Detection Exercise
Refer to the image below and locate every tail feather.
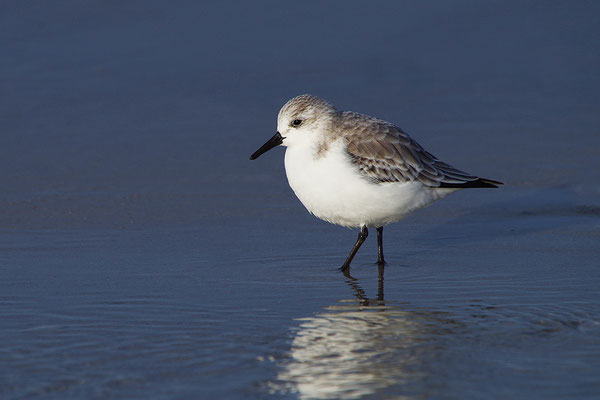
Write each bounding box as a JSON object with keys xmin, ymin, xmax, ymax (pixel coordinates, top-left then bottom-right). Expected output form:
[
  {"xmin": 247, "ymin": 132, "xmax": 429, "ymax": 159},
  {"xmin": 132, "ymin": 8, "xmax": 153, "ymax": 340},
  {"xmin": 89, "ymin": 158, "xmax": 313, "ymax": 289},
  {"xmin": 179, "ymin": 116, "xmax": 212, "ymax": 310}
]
[{"xmin": 439, "ymin": 177, "xmax": 503, "ymax": 189}]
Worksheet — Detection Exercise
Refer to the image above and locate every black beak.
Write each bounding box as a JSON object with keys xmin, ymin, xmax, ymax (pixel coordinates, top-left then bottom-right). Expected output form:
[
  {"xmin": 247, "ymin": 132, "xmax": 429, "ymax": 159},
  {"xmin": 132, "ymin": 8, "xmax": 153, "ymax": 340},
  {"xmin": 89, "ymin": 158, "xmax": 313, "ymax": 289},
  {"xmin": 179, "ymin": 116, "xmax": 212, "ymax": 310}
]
[{"xmin": 250, "ymin": 132, "xmax": 284, "ymax": 160}]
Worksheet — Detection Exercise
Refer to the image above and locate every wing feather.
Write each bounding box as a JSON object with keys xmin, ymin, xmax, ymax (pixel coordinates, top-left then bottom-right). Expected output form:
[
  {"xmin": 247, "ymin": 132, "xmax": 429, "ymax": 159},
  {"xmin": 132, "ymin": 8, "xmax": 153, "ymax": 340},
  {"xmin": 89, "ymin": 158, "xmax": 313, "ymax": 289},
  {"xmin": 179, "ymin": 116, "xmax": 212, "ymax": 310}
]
[{"xmin": 341, "ymin": 112, "xmax": 500, "ymax": 188}]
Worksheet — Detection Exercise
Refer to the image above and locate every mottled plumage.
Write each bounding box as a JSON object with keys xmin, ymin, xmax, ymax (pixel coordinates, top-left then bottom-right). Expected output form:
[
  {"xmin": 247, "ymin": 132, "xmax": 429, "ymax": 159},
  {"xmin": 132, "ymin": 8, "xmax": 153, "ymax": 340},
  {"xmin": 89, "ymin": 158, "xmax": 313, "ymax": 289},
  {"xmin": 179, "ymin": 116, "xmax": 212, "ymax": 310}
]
[{"xmin": 339, "ymin": 111, "xmax": 500, "ymax": 188}]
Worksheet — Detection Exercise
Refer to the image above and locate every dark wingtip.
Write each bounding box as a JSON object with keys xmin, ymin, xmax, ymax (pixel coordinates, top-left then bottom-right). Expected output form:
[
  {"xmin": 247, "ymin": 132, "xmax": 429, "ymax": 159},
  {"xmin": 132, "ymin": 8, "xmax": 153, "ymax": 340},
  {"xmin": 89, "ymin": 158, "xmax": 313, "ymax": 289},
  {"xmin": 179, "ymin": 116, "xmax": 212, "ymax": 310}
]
[
  {"xmin": 479, "ymin": 178, "xmax": 504, "ymax": 188},
  {"xmin": 439, "ymin": 178, "xmax": 503, "ymax": 189}
]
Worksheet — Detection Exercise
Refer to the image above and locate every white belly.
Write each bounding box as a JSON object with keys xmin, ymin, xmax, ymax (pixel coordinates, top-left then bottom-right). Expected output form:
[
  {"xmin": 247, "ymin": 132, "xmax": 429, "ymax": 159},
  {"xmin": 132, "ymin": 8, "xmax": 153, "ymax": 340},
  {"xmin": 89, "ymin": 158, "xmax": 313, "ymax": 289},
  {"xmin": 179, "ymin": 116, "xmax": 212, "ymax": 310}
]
[{"xmin": 283, "ymin": 141, "xmax": 454, "ymax": 228}]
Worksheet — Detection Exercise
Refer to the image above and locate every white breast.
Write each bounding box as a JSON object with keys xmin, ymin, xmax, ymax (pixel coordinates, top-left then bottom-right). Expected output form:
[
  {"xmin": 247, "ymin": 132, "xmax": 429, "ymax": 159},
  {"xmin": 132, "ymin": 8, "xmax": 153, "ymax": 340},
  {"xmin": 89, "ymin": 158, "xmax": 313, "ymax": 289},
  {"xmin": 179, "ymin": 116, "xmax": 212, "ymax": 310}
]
[{"xmin": 283, "ymin": 140, "xmax": 454, "ymax": 228}]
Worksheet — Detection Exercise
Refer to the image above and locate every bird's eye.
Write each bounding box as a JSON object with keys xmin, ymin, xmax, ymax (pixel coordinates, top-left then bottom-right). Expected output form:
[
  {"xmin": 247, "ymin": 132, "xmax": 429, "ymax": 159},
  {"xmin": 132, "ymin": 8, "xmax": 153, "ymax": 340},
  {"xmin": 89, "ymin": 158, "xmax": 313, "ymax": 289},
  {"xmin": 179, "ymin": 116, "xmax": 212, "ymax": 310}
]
[{"xmin": 292, "ymin": 119, "xmax": 303, "ymax": 127}]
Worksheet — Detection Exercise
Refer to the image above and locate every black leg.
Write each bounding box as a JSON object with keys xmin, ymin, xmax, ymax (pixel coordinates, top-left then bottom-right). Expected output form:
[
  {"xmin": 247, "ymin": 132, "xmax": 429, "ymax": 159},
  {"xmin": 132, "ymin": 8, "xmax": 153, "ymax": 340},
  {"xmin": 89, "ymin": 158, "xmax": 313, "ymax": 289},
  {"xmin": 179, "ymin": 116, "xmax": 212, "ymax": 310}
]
[
  {"xmin": 376, "ymin": 226, "xmax": 386, "ymax": 265},
  {"xmin": 339, "ymin": 226, "xmax": 368, "ymax": 272}
]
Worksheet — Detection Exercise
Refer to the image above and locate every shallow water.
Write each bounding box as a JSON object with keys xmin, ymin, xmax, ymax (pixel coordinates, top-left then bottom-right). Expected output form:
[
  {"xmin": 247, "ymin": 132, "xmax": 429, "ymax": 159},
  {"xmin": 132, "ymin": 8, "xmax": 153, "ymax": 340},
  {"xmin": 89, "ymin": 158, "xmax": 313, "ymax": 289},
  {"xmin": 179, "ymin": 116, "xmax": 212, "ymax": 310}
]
[
  {"xmin": 2, "ymin": 197, "xmax": 599, "ymax": 399},
  {"xmin": 2, "ymin": 1, "xmax": 600, "ymax": 399}
]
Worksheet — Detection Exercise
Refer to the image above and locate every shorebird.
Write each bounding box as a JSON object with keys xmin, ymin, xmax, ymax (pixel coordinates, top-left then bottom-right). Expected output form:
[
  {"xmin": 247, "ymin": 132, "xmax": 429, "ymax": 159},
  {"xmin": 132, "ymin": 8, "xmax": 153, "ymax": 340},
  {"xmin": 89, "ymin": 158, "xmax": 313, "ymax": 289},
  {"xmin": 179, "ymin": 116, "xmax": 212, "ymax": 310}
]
[{"xmin": 250, "ymin": 95, "xmax": 502, "ymax": 272}]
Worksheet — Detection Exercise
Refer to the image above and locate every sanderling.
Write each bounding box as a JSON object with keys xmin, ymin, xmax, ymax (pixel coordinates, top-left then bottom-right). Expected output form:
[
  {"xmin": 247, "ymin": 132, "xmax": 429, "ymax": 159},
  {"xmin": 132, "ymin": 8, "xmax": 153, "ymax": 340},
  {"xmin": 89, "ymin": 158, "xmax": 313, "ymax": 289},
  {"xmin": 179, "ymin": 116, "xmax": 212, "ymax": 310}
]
[{"xmin": 250, "ymin": 94, "xmax": 502, "ymax": 272}]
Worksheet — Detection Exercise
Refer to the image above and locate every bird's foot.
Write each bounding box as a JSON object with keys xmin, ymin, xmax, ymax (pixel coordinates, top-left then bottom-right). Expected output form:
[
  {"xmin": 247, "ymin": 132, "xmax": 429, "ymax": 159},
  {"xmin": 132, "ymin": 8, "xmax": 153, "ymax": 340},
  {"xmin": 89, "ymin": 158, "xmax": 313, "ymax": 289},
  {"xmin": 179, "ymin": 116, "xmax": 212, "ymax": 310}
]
[{"xmin": 341, "ymin": 268, "xmax": 356, "ymax": 280}]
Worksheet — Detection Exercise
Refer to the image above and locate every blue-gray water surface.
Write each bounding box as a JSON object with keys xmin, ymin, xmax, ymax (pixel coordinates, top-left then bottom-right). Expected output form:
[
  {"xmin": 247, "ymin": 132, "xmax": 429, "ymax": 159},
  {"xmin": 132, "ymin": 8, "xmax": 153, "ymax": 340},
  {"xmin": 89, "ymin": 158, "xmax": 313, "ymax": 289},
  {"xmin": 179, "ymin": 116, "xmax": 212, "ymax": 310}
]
[{"xmin": 2, "ymin": 1, "xmax": 600, "ymax": 399}]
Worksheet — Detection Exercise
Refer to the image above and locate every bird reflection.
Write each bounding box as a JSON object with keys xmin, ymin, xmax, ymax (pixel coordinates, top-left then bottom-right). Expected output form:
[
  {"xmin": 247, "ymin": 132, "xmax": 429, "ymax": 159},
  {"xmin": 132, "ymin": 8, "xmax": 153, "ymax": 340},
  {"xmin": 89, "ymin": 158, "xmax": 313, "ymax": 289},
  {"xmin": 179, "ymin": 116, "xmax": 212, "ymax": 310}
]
[
  {"xmin": 342, "ymin": 262, "xmax": 385, "ymax": 305},
  {"xmin": 271, "ymin": 272, "xmax": 457, "ymax": 399}
]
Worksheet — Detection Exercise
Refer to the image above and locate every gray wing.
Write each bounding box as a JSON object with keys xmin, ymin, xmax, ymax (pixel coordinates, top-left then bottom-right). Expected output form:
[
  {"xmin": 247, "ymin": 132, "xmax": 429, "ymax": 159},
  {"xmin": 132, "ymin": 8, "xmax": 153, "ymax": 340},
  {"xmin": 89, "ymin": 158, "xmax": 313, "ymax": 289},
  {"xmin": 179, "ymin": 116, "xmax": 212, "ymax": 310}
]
[{"xmin": 342, "ymin": 112, "xmax": 501, "ymax": 188}]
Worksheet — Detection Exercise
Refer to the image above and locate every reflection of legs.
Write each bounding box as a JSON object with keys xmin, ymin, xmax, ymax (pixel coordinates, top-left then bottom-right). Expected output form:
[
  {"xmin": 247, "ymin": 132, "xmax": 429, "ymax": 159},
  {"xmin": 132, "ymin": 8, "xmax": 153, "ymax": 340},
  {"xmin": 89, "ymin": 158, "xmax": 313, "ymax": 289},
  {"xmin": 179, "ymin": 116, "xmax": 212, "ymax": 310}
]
[
  {"xmin": 376, "ymin": 227, "xmax": 385, "ymax": 265},
  {"xmin": 377, "ymin": 262, "xmax": 384, "ymax": 301},
  {"xmin": 344, "ymin": 275, "xmax": 368, "ymax": 304},
  {"xmin": 340, "ymin": 226, "xmax": 368, "ymax": 272},
  {"xmin": 342, "ymin": 262, "xmax": 385, "ymax": 304}
]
